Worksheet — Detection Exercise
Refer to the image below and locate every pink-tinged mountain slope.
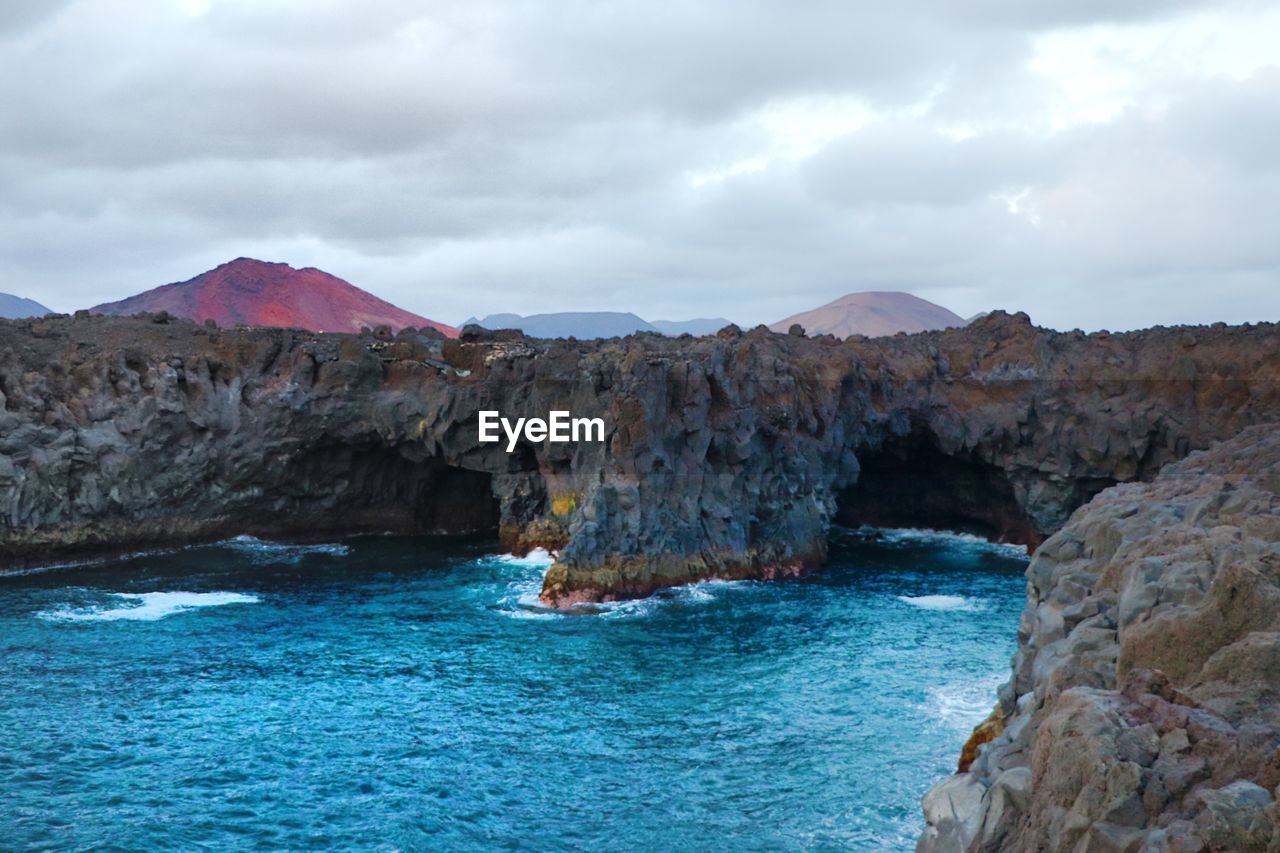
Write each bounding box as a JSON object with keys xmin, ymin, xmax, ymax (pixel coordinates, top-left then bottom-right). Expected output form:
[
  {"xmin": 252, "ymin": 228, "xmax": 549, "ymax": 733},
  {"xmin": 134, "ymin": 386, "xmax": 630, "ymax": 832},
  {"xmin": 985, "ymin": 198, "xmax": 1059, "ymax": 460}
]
[
  {"xmin": 769, "ymin": 291, "xmax": 964, "ymax": 339},
  {"xmin": 91, "ymin": 258, "xmax": 457, "ymax": 337}
]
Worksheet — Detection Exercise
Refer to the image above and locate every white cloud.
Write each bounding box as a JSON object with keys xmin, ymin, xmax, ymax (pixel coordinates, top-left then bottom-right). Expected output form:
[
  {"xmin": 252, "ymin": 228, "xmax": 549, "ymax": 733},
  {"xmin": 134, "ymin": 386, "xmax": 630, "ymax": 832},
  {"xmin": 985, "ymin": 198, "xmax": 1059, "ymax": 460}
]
[{"xmin": 0, "ymin": 0, "xmax": 1277, "ymax": 331}]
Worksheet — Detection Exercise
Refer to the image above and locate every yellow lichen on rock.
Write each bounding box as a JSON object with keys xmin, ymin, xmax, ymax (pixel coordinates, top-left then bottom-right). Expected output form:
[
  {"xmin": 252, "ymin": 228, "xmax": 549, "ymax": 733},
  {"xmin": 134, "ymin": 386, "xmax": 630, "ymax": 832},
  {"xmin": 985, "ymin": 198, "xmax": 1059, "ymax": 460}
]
[
  {"xmin": 551, "ymin": 492, "xmax": 577, "ymax": 516},
  {"xmin": 957, "ymin": 706, "xmax": 1004, "ymax": 773}
]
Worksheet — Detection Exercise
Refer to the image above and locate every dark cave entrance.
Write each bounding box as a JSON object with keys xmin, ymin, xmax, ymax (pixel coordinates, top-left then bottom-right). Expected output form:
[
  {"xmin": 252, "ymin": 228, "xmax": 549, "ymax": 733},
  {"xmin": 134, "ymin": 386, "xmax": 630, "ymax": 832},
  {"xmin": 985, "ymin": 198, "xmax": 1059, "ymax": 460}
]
[
  {"xmin": 265, "ymin": 441, "xmax": 502, "ymax": 540},
  {"xmin": 835, "ymin": 432, "xmax": 1042, "ymax": 548}
]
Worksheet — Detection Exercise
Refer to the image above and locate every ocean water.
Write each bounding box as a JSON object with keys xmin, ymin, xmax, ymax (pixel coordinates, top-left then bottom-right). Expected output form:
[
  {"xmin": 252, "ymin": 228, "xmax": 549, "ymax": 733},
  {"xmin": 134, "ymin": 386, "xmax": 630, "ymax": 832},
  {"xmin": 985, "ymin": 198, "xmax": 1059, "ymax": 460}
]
[{"xmin": 0, "ymin": 528, "xmax": 1027, "ymax": 851}]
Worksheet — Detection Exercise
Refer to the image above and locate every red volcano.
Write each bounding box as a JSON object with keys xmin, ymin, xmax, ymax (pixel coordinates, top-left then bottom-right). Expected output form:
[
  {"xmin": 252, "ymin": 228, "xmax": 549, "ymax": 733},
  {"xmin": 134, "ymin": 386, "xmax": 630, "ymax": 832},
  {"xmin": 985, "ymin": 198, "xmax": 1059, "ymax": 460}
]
[{"xmin": 91, "ymin": 258, "xmax": 458, "ymax": 337}]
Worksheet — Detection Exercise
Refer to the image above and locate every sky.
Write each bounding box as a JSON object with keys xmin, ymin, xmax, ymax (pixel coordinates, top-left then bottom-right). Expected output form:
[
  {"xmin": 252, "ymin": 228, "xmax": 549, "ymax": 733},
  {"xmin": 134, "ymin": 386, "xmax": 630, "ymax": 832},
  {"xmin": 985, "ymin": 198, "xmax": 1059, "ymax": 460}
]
[{"xmin": 1, "ymin": 0, "xmax": 1278, "ymax": 331}]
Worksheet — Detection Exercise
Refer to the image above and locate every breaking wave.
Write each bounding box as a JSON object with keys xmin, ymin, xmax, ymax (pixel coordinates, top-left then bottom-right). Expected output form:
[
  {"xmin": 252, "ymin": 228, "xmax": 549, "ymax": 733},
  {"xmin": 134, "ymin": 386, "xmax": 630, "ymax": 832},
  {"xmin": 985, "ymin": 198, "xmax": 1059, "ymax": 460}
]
[
  {"xmin": 220, "ymin": 535, "xmax": 350, "ymax": 560},
  {"xmin": 493, "ymin": 548, "xmax": 555, "ymax": 568},
  {"xmin": 38, "ymin": 591, "xmax": 261, "ymax": 622},
  {"xmin": 851, "ymin": 526, "xmax": 1029, "ymax": 558},
  {"xmin": 494, "ymin": 561, "xmax": 748, "ymax": 621},
  {"xmin": 923, "ymin": 676, "xmax": 1006, "ymax": 731},
  {"xmin": 897, "ymin": 594, "xmax": 984, "ymax": 612}
]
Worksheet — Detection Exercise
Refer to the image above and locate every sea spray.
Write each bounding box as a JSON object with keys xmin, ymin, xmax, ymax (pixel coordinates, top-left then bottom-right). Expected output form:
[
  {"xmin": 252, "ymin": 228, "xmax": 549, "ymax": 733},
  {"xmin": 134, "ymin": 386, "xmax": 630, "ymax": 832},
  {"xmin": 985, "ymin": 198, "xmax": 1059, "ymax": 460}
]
[{"xmin": 39, "ymin": 591, "xmax": 261, "ymax": 622}]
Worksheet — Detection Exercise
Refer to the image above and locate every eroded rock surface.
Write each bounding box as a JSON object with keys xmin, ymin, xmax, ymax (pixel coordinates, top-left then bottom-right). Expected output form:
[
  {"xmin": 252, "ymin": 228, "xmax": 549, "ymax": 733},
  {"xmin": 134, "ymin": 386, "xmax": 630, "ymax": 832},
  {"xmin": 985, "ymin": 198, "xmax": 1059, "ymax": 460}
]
[
  {"xmin": 2, "ymin": 311, "xmax": 1279, "ymax": 613},
  {"xmin": 919, "ymin": 424, "xmax": 1280, "ymax": 852}
]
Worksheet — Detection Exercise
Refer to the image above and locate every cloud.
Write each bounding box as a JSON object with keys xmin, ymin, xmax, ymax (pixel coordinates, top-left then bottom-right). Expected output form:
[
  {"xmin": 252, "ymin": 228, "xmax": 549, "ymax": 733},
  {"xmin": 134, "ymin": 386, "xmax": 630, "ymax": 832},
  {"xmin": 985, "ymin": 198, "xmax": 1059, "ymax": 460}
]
[
  {"xmin": 0, "ymin": 0, "xmax": 1277, "ymax": 332},
  {"xmin": 924, "ymin": 0, "xmax": 1212, "ymax": 28},
  {"xmin": 0, "ymin": 1, "xmax": 76, "ymax": 37},
  {"xmin": 803, "ymin": 122, "xmax": 1053, "ymax": 207}
]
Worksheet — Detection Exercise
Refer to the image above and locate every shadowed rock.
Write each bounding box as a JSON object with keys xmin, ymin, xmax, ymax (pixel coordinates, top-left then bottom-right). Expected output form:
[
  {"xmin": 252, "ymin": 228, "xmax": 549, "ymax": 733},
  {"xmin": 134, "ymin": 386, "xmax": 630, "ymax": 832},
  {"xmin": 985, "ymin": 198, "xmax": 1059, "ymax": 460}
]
[
  {"xmin": 7, "ymin": 308, "xmax": 1280, "ymax": 844},
  {"xmin": 1, "ymin": 311, "xmax": 1279, "ymax": 614}
]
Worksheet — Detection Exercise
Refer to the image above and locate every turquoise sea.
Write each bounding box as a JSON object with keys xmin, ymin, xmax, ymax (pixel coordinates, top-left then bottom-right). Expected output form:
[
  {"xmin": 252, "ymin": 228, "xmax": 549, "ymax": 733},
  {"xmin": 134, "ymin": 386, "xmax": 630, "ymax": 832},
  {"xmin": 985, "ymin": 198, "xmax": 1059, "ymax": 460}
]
[{"xmin": 0, "ymin": 528, "xmax": 1026, "ymax": 851}]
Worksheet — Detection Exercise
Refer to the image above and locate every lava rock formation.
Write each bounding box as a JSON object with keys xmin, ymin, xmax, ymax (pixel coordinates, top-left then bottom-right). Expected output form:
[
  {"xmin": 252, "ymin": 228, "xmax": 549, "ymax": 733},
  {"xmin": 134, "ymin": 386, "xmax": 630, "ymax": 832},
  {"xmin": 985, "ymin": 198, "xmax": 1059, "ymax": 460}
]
[
  {"xmin": 5, "ymin": 309, "xmax": 1280, "ymax": 849},
  {"xmin": 919, "ymin": 424, "xmax": 1280, "ymax": 852},
  {"xmin": 2, "ymin": 310, "xmax": 1278, "ymax": 607}
]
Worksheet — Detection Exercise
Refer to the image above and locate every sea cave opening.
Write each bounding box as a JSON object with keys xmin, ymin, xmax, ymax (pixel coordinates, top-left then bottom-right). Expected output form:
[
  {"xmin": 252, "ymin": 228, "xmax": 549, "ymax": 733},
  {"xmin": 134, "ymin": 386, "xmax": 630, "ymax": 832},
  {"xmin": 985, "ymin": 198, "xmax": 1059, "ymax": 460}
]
[
  {"xmin": 835, "ymin": 431, "xmax": 1041, "ymax": 549},
  {"xmin": 265, "ymin": 440, "xmax": 502, "ymax": 541}
]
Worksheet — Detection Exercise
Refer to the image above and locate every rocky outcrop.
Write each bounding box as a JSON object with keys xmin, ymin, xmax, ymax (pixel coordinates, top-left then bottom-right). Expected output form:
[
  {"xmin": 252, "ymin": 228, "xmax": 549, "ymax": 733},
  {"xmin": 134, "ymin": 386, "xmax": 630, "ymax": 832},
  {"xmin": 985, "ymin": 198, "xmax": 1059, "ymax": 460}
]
[
  {"xmin": 8, "ymin": 308, "xmax": 1280, "ymax": 848},
  {"xmin": 2, "ymin": 311, "xmax": 1279, "ymax": 614},
  {"xmin": 918, "ymin": 424, "xmax": 1280, "ymax": 852}
]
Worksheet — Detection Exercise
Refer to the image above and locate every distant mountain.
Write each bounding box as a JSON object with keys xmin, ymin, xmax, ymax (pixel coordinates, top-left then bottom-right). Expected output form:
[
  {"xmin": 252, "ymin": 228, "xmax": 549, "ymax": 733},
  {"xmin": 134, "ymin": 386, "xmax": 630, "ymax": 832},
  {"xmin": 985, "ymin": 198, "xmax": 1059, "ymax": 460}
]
[
  {"xmin": 91, "ymin": 258, "xmax": 456, "ymax": 337},
  {"xmin": 462, "ymin": 312, "xmax": 734, "ymax": 339},
  {"xmin": 650, "ymin": 318, "xmax": 732, "ymax": 336},
  {"xmin": 769, "ymin": 291, "xmax": 964, "ymax": 339},
  {"xmin": 0, "ymin": 293, "xmax": 51, "ymax": 319},
  {"xmin": 464, "ymin": 311, "xmax": 660, "ymax": 338}
]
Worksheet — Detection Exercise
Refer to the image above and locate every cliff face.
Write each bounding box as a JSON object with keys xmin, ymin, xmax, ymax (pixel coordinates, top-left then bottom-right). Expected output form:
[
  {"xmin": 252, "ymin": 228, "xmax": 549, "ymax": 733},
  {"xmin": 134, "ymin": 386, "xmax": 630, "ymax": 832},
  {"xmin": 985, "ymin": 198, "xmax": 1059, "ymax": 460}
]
[
  {"xmin": 919, "ymin": 424, "xmax": 1280, "ymax": 852},
  {"xmin": 1, "ymin": 311, "xmax": 1279, "ymax": 613},
  {"xmin": 6, "ymin": 309, "xmax": 1280, "ymax": 846}
]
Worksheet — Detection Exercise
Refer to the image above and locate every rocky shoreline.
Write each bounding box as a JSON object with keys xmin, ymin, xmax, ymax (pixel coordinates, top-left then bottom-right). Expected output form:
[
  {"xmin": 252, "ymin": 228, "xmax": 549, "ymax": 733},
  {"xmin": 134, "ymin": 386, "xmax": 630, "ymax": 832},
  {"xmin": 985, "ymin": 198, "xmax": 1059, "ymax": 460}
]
[
  {"xmin": 4, "ymin": 310, "xmax": 1280, "ymax": 848},
  {"xmin": 919, "ymin": 424, "xmax": 1280, "ymax": 851},
  {"xmin": 3, "ymin": 310, "xmax": 1279, "ymax": 606}
]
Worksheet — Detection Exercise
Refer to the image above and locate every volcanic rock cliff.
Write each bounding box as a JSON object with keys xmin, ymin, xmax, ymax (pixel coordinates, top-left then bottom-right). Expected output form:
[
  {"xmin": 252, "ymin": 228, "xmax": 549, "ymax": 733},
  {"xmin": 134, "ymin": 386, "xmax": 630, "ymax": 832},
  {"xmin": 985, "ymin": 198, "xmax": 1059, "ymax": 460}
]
[
  {"xmin": 4, "ymin": 309, "xmax": 1280, "ymax": 848},
  {"xmin": 919, "ymin": 425, "xmax": 1280, "ymax": 852},
  {"xmin": 2, "ymin": 311, "xmax": 1279, "ymax": 600}
]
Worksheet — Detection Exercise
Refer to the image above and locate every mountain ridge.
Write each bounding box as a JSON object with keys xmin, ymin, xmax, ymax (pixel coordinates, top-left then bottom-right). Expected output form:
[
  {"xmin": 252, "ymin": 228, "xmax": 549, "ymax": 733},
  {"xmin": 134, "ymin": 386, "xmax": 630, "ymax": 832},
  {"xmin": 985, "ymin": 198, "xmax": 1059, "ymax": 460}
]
[
  {"xmin": 90, "ymin": 258, "xmax": 457, "ymax": 337},
  {"xmin": 0, "ymin": 292, "xmax": 51, "ymax": 320},
  {"xmin": 464, "ymin": 311, "xmax": 731, "ymax": 339},
  {"xmin": 770, "ymin": 291, "xmax": 964, "ymax": 338}
]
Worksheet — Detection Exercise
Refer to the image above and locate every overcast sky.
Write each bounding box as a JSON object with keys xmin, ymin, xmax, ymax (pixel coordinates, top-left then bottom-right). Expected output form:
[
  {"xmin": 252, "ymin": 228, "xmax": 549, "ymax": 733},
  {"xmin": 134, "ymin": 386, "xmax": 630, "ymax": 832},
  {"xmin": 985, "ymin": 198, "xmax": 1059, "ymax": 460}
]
[{"xmin": 2, "ymin": 0, "xmax": 1278, "ymax": 330}]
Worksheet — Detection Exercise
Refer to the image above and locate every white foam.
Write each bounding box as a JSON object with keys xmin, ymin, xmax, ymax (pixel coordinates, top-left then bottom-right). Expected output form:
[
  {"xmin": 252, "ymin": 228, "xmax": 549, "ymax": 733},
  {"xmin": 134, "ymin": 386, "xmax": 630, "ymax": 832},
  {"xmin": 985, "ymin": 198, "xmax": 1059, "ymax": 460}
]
[
  {"xmin": 221, "ymin": 536, "xmax": 349, "ymax": 559},
  {"xmin": 925, "ymin": 676, "xmax": 1006, "ymax": 729},
  {"xmin": 586, "ymin": 579, "xmax": 738, "ymax": 619},
  {"xmin": 897, "ymin": 594, "xmax": 983, "ymax": 612},
  {"xmin": 496, "ymin": 578, "xmax": 729, "ymax": 622},
  {"xmin": 854, "ymin": 526, "xmax": 1029, "ymax": 558},
  {"xmin": 489, "ymin": 550, "xmax": 746, "ymax": 621},
  {"xmin": 591, "ymin": 597, "xmax": 662, "ymax": 620},
  {"xmin": 501, "ymin": 606, "xmax": 562, "ymax": 621},
  {"xmin": 485, "ymin": 547, "xmax": 560, "ymax": 621},
  {"xmin": 39, "ymin": 591, "xmax": 260, "ymax": 622},
  {"xmin": 677, "ymin": 578, "xmax": 751, "ymax": 602},
  {"xmin": 683, "ymin": 584, "xmax": 716, "ymax": 602},
  {"xmin": 503, "ymin": 576, "xmax": 554, "ymax": 615},
  {"xmin": 493, "ymin": 548, "xmax": 555, "ymax": 568}
]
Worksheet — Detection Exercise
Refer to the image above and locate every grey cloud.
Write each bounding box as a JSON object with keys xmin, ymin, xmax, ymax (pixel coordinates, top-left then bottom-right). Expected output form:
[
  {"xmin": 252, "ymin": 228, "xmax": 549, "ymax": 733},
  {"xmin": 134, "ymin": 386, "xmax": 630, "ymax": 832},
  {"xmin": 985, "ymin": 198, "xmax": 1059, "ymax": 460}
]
[
  {"xmin": 0, "ymin": 0, "xmax": 76, "ymax": 36},
  {"xmin": 0, "ymin": 2, "xmax": 1018, "ymax": 169},
  {"xmin": 803, "ymin": 121, "xmax": 1053, "ymax": 206},
  {"xmin": 0, "ymin": 0, "xmax": 1277, "ymax": 333},
  {"xmin": 925, "ymin": 0, "xmax": 1216, "ymax": 28},
  {"xmin": 1162, "ymin": 68, "xmax": 1280, "ymax": 173}
]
